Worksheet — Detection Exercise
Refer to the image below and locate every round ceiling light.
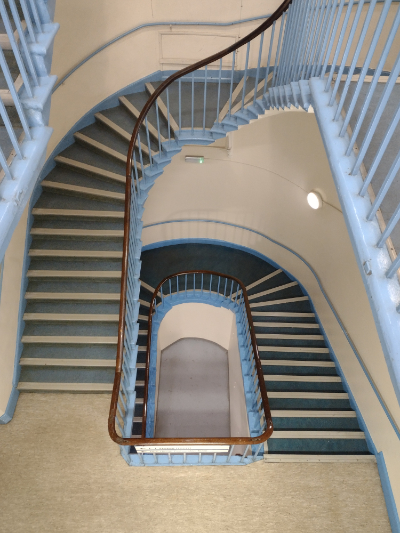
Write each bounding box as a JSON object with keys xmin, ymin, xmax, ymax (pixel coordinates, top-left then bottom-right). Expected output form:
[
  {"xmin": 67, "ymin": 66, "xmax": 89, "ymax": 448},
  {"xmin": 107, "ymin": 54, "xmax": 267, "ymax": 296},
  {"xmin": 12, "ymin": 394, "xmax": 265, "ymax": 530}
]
[{"xmin": 307, "ymin": 191, "xmax": 323, "ymax": 210}]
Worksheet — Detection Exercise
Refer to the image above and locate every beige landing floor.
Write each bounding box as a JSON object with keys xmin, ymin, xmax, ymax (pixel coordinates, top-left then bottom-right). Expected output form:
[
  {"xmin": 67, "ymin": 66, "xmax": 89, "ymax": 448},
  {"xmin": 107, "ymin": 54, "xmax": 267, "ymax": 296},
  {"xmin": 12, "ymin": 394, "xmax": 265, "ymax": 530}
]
[{"xmin": 0, "ymin": 394, "xmax": 391, "ymax": 533}]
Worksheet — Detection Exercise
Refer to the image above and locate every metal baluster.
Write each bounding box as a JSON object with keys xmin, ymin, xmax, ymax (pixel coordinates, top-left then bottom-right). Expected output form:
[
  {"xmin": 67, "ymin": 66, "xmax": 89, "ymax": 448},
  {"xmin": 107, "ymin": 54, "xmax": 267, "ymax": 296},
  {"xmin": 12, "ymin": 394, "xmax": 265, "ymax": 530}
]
[
  {"xmin": 276, "ymin": 8, "xmax": 292, "ymax": 87},
  {"xmin": 160, "ymin": 285, "xmax": 164, "ymax": 306},
  {"xmin": 314, "ymin": 0, "xmax": 338, "ymax": 77},
  {"xmin": 28, "ymin": 0, "xmax": 43, "ymax": 33},
  {"xmin": 329, "ymin": 0, "xmax": 364, "ymax": 103},
  {"xmin": 334, "ymin": 0, "xmax": 378, "ymax": 120},
  {"xmin": 340, "ymin": 0, "xmax": 397, "ymax": 138},
  {"xmin": 155, "ymin": 101, "xmax": 162, "ymax": 154},
  {"xmin": 216, "ymin": 58, "xmax": 222, "ymax": 123},
  {"xmin": 169, "ymin": 278, "xmax": 172, "ymax": 297},
  {"xmin": 209, "ymin": 274, "xmax": 212, "ymax": 298},
  {"xmin": 137, "ymin": 133, "xmax": 145, "ymax": 185},
  {"xmin": 166, "ymin": 87, "xmax": 171, "ymax": 141},
  {"xmin": 203, "ymin": 65, "xmax": 207, "ymax": 133},
  {"xmin": 0, "ymin": 1, "xmax": 33, "ymax": 97},
  {"xmin": 294, "ymin": 0, "xmax": 313, "ymax": 82},
  {"xmin": 191, "ymin": 71, "xmax": 194, "ymax": 134},
  {"xmin": 229, "ymin": 279, "xmax": 233, "ymax": 300},
  {"xmin": 201, "ymin": 273, "xmax": 204, "ymax": 295},
  {"xmin": 185, "ymin": 274, "xmax": 187, "ymax": 297},
  {"xmin": 240, "ymin": 42, "xmax": 250, "ymax": 112},
  {"xmin": 386, "ymin": 252, "xmax": 400, "ymax": 280},
  {"xmin": 19, "ymin": 0, "xmax": 36, "ymax": 43},
  {"xmin": 240, "ymin": 445, "xmax": 250, "ymax": 462},
  {"xmin": 227, "ymin": 445, "xmax": 234, "ymax": 463},
  {"xmin": 145, "ymin": 116, "xmax": 152, "ymax": 168},
  {"xmin": 228, "ymin": 50, "xmax": 236, "ymax": 117},
  {"xmin": 279, "ymin": 3, "xmax": 295, "ymax": 86},
  {"xmin": 307, "ymin": 0, "xmax": 330, "ymax": 79},
  {"xmin": 325, "ymin": 0, "xmax": 356, "ymax": 92},
  {"xmin": 223, "ymin": 277, "xmax": 227, "ymax": 298},
  {"xmin": 193, "ymin": 273, "xmax": 196, "ymax": 296},
  {"xmin": 367, "ymin": 152, "xmax": 400, "ymax": 222},
  {"xmin": 302, "ymin": 0, "xmax": 324, "ymax": 80},
  {"xmin": 253, "ymin": 443, "xmax": 263, "ymax": 462},
  {"xmin": 217, "ymin": 276, "xmax": 221, "ymax": 297},
  {"xmin": 176, "ymin": 275, "xmax": 179, "ymax": 295},
  {"xmin": 263, "ymin": 21, "xmax": 276, "ymax": 95},
  {"xmin": 377, "ymin": 197, "xmax": 400, "ymax": 251},
  {"xmin": 8, "ymin": 0, "xmax": 39, "ymax": 85},
  {"xmin": 0, "ymin": 146, "xmax": 12, "ymax": 180},
  {"xmin": 319, "ymin": 0, "xmax": 346, "ymax": 80},
  {"xmin": 178, "ymin": 78, "xmax": 182, "ymax": 133},
  {"xmin": 360, "ymin": 106, "xmax": 400, "ymax": 197},
  {"xmin": 271, "ymin": 12, "xmax": 286, "ymax": 88},
  {"xmin": 0, "ymin": 92, "xmax": 23, "ymax": 158},
  {"xmin": 253, "ymin": 32, "xmax": 265, "ymax": 106},
  {"xmin": 286, "ymin": 0, "xmax": 303, "ymax": 83}
]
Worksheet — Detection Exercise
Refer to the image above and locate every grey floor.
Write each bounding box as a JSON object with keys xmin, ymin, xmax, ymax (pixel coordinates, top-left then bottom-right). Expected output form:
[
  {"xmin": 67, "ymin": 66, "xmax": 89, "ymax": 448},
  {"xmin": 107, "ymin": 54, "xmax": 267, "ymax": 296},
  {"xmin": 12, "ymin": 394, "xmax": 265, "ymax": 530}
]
[{"xmin": 155, "ymin": 338, "xmax": 230, "ymax": 438}]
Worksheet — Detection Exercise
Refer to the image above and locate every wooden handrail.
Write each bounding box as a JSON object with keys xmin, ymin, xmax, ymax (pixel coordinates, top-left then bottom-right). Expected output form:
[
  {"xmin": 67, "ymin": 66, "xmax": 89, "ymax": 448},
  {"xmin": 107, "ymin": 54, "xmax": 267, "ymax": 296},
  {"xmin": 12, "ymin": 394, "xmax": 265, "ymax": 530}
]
[
  {"xmin": 109, "ymin": 1, "xmax": 291, "ymax": 446},
  {"xmin": 111, "ymin": 269, "xmax": 273, "ymax": 446}
]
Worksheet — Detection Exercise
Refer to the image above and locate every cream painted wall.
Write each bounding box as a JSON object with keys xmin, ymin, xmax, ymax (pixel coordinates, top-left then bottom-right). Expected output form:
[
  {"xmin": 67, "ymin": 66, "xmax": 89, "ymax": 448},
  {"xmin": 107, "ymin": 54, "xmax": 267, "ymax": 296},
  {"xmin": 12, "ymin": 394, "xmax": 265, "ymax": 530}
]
[
  {"xmin": 0, "ymin": 207, "xmax": 28, "ymax": 417},
  {"xmin": 140, "ymin": 110, "xmax": 400, "ymax": 505},
  {"xmin": 48, "ymin": 0, "xmax": 282, "ymax": 158},
  {"xmin": 155, "ymin": 302, "xmax": 249, "ymax": 437}
]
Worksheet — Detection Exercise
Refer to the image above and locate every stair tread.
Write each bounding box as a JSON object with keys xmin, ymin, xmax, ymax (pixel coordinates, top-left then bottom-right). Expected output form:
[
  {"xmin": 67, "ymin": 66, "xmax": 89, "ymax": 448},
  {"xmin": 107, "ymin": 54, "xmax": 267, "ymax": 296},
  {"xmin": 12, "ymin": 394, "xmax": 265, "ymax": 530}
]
[
  {"xmin": 268, "ymin": 392, "xmax": 348, "ymax": 398},
  {"xmin": 31, "ymin": 228, "xmax": 124, "ymax": 237},
  {"xmin": 259, "ymin": 347, "xmax": 329, "ymax": 353},
  {"xmin": 257, "ymin": 333, "xmax": 324, "ymax": 340},
  {"xmin": 95, "ymin": 112, "xmax": 150, "ymax": 156},
  {"xmin": 254, "ymin": 322, "xmax": 319, "ymax": 328},
  {"xmin": 250, "ymin": 296, "xmax": 308, "ymax": 308},
  {"xmin": 18, "ymin": 382, "xmax": 113, "ymax": 391},
  {"xmin": 145, "ymin": 82, "xmax": 179, "ymax": 131},
  {"xmin": 252, "ymin": 312, "xmax": 315, "ymax": 317},
  {"xmin": 265, "ymin": 375, "xmax": 341, "ymax": 381},
  {"xmin": 41, "ymin": 180, "xmax": 125, "ymax": 201},
  {"xmin": 119, "ymin": 96, "xmax": 166, "ymax": 142},
  {"xmin": 23, "ymin": 313, "xmax": 119, "ymax": 321},
  {"xmin": 54, "ymin": 156, "xmax": 125, "ymax": 183},
  {"xmin": 25, "ymin": 292, "xmax": 120, "ymax": 300},
  {"xmin": 248, "ymin": 281, "xmax": 298, "ymax": 301},
  {"xmin": 74, "ymin": 132, "xmax": 127, "ymax": 163},
  {"xmin": 270, "ymin": 431, "xmax": 365, "ymax": 439},
  {"xmin": 27, "ymin": 270, "xmax": 122, "ymax": 278},
  {"xmin": 262, "ymin": 360, "xmax": 334, "ymax": 367},
  {"xmin": 29, "ymin": 250, "xmax": 123, "ymax": 258},
  {"xmin": 22, "ymin": 336, "xmax": 118, "ymax": 344},
  {"xmin": 271, "ymin": 410, "xmax": 357, "ymax": 417},
  {"xmin": 32, "ymin": 208, "xmax": 124, "ymax": 218},
  {"xmin": 20, "ymin": 358, "xmax": 117, "ymax": 367}
]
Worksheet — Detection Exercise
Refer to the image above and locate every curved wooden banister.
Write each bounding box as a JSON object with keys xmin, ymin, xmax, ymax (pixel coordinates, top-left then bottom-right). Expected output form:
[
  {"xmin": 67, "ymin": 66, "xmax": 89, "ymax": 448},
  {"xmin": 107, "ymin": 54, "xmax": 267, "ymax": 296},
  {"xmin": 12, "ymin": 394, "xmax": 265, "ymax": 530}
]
[
  {"xmin": 112, "ymin": 270, "xmax": 273, "ymax": 446},
  {"xmin": 109, "ymin": 1, "xmax": 291, "ymax": 447}
]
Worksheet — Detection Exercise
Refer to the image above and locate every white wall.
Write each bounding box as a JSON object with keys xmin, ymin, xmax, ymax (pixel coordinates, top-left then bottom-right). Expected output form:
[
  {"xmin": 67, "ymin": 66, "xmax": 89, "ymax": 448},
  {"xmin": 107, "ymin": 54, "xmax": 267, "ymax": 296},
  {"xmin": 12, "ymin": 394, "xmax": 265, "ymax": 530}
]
[
  {"xmin": 156, "ymin": 302, "xmax": 249, "ymax": 437},
  {"xmin": 141, "ymin": 109, "xmax": 400, "ymax": 505}
]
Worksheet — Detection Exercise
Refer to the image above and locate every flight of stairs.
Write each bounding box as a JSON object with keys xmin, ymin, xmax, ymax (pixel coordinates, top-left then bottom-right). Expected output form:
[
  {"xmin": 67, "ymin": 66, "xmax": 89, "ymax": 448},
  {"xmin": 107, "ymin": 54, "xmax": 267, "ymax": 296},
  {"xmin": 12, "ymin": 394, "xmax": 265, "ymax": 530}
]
[{"xmin": 17, "ymin": 77, "xmax": 372, "ymax": 460}]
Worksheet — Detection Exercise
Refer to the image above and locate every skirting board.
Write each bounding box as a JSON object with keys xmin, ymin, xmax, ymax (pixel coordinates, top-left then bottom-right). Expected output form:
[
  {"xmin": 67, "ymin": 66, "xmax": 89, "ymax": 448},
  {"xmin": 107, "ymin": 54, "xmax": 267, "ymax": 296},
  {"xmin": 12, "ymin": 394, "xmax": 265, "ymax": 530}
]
[{"xmin": 0, "ymin": 386, "xmax": 19, "ymax": 424}]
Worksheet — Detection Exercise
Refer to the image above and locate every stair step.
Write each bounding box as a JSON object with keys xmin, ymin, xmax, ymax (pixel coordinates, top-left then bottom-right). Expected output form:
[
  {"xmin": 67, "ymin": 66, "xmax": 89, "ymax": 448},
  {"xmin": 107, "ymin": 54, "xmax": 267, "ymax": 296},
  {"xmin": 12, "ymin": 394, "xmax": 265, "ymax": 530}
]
[
  {"xmin": 95, "ymin": 112, "xmax": 150, "ymax": 156},
  {"xmin": 265, "ymin": 375, "xmax": 341, "ymax": 382},
  {"xmin": 74, "ymin": 132, "xmax": 127, "ymax": 163},
  {"xmin": 32, "ymin": 208, "xmax": 124, "ymax": 219},
  {"xmin": 252, "ymin": 312, "xmax": 315, "ymax": 318},
  {"xmin": 54, "ymin": 156, "xmax": 126, "ymax": 184},
  {"xmin": 41, "ymin": 180, "xmax": 125, "ymax": 203},
  {"xmin": 25, "ymin": 292, "xmax": 120, "ymax": 301},
  {"xmin": 268, "ymin": 392, "xmax": 348, "ymax": 399},
  {"xmin": 263, "ymin": 360, "xmax": 335, "ymax": 367},
  {"xmin": 271, "ymin": 410, "xmax": 357, "ymax": 417},
  {"xmin": 257, "ymin": 333, "xmax": 324, "ymax": 340},
  {"xmin": 264, "ymin": 455, "xmax": 375, "ymax": 463},
  {"xmin": 22, "ymin": 336, "xmax": 118, "ymax": 344},
  {"xmin": 250, "ymin": 296, "xmax": 308, "ymax": 308},
  {"xmin": 27, "ymin": 270, "xmax": 122, "ymax": 279},
  {"xmin": 23, "ymin": 313, "xmax": 120, "ymax": 322},
  {"xmin": 270, "ymin": 431, "xmax": 365, "ymax": 439},
  {"xmin": 119, "ymin": 96, "xmax": 166, "ymax": 142},
  {"xmin": 29, "ymin": 250, "xmax": 123, "ymax": 259},
  {"xmin": 254, "ymin": 322, "xmax": 319, "ymax": 328},
  {"xmin": 18, "ymin": 382, "xmax": 113, "ymax": 392},
  {"xmin": 248, "ymin": 282, "xmax": 298, "ymax": 301},
  {"xmin": 238, "ymin": 270, "xmax": 283, "ymax": 297},
  {"xmin": 30, "ymin": 228, "xmax": 123, "ymax": 238},
  {"xmin": 20, "ymin": 358, "xmax": 117, "ymax": 367},
  {"xmin": 259, "ymin": 346, "xmax": 329, "ymax": 353}
]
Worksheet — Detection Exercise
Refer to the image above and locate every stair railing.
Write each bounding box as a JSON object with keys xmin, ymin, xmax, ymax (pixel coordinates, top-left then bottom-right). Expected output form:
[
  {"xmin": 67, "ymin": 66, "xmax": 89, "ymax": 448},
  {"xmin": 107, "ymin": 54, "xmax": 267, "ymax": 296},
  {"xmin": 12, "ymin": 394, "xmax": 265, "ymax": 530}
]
[
  {"xmin": 113, "ymin": 269, "xmax": 273, "ymax": 465},
  {"xmin": 109, "ymin": 0, "xmax": 400, "ymax": 451},
  {"xmin": 0, "ymin": 1, "xmax": 58, "ymax": 260},
  {"xmin": 108, "ymin": 0, "xmax": 291, "ymax": 452}
]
